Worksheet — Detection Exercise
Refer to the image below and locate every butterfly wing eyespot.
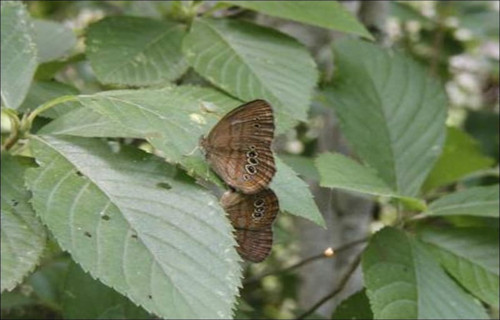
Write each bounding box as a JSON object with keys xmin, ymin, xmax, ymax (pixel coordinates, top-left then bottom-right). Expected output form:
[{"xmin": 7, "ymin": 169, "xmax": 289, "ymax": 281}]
[
  {"xmin": 220, "ymin": 189, "xmax": 279, "ymax": 262},
  {"xmin": 200, "ymin": 99, "xmax": 276, "ymax": 194}
]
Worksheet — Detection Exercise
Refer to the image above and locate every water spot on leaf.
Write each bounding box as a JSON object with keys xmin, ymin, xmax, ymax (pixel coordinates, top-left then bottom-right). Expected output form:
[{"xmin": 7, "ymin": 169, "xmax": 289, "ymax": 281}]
[
  {"xmin": 11, "ymin": 199, "xmax": 19, "ymax": 207},
  {"xmin": 84, "ymin": 231, "xmax": 92, "ymax": 238},
  {"xmin": 101, "ymin": 214, "xmax": 110, "ymax": 221}
]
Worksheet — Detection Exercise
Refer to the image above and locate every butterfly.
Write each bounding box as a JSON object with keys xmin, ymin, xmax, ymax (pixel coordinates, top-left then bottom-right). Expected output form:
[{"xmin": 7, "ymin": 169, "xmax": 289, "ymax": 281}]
[
  {"xmin": 221, "ymin": 188, "xmax": 279, "ymax": 262},
  {"xmin": 200, "ymin": 99, "xmax": 276, "ymax": 194}
]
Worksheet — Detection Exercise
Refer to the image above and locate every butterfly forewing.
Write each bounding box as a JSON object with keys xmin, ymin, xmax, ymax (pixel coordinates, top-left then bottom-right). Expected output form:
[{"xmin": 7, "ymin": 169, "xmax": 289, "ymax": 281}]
[
  {"xmin": 221, "ymin": 189, "xmax": 279, "ymax": 262},
  {"xmin": 201, "ymin": 100, "xmax": 276, "ymax": 194}
]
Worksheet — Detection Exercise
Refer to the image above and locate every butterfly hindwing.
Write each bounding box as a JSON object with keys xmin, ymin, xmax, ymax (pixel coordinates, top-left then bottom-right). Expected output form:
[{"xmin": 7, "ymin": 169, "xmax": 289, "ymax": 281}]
[{"xmin": 220, "ymin": 189, "xmax": 279, "ymax": 262}]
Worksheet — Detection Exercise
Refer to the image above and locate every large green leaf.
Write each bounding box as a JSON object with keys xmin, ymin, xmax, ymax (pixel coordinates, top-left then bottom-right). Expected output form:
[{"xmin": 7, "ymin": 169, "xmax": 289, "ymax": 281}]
[
  {"xmin": 62, "ymin": 262, "xmax": 151, "ymax": 319},
  {"xmin": 32, "ymin": 19, "xmax": 76, "ymax": 63},
  {"xmin": 280, "ymin": 154, "xmax": 319, "ymax": 181},
  {"xmin": 1, "ymin": 1, "xmax": 38, "ymax": 109},
  {"xmin": 86, "ymin": 16, "xmax": 188, "ymax": 86},
  {"xmin": 39, "ymin": 87, "xmax": 324, "ymax": 226},
  {"xmin": 183, "ymin": 18, "xmax": 318, "ymax": 133},
  {"xmin": 362, "ymin": 227, "xmax": 488, "ymax": 319},
  {"xmin": 224, "ymin": 1, "xmax": 373, "ymax": 40},
  {"xmin": 423, "ymin": 127, "xmax": 495, "ymax": 192},
  {"xmin": 19, "ymin": 81, "xmax": 79, "ymax": 118},
  {"xmin": 272, "ymin": 157, "xmax": 325, "ymax": 227},
  {"xmin": 426, "ymin": 185, "xmax": 499, "ymax": 217},
  {"xmin": 1, "ymin": 154, "xmax": 46, "ymax": 292},
  {"xmin": 25, "ymin": 135, "xmax": 241, "ymax": 319},
  {"xmin": 327, "ymin": 39, "xmax": 447, "ymax": 197},
  {"xmin": 419, "ymin": 227, "xmax": 499, "ymax": 307}
]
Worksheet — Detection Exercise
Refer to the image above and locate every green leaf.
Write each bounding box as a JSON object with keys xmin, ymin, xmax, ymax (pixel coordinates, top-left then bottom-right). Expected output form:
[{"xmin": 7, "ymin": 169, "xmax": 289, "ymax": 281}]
[
  {"xmin": 25, "ymin": 135, "xmax": 241, "ymax": 319},
  {"xmin": 426, "ymin": 185, "xmax": 499, "ymax": 217},
  {"xmin": 1, "ymin": 154, "xmax": 46, "ymax": 292},
  {"xmin": 328, "ymin": 39, "xmax": 447, "ymax": 197},
  {"xmin": 224, "ymin": 1, "xmax": 373, "ymax": 40},
  {"xmin": 1, "ymin": 1, "xmax": 38, "ymax": 109},
  {"xmin": 332, "ymin": 289, "xmax": 373, "ymax": 320},
  {"xmin": 86, "ymin": 16, "xmax": 188, "ymax": 86},
  {"xmin": 32, "ymin": 19, "xmax": 76, "ymax": 63},
  {"xmin": 316, "ymin": 152, "xmax": 396, "ymax": 197},
  {"xmin": 62, "ymin": 262, "xmax": 151, "ymax": 319},
  {"xmin": 280, "ymin": 154, "xmax": 319, "ymax": 181},
  {"xmin": 316, "ymin": 153, "xmax": 426, "ymax": 211},
  {"xmin": 423, "ymin": 127, "xmax": 495, "ymax": 192},
  {"xmin": 362, "ymin": 227, "xmax": 489, "ymax": 319},
  {"xmin": 19, "ymin": 81, "xmax": 79, "ymax": 118},
  {"xmin": 183, "ymin": 18, "xmax": 318, "ymax": 133},
  {"xmin": 419, "ymin": 227, "xmax": 499, "ymax": 307},
  {"xmin": 39, "ymin": 86, "xmax": 240, "ymax": 184},
  {"xmin": 272, "ymin": 157, "xmax": 325, "ymax": 227}
]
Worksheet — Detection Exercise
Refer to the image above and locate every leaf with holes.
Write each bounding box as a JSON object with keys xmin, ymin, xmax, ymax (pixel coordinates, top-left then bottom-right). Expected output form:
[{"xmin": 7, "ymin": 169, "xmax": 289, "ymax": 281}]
[
  {"xmin": 419, "ymin": 227, "xmax": 499, "ymax": 307},
  {"xmin": 362, "ymin": 227, "xmax": 488, "ymax": 319},
  {"xmin": 25, "ymin": 135, "xmax": 241, "ymax": 319},
  {"xmin": 86, "ymin": 16, "xmax": 188, "ymax": 86},
  {"xmin": 327, "ymin": 39, "xmax": 447, "ymax": 197},
  {"xmin": 1, "ymin": 154, "xmax": 46, "ymax": 292},
  {"xmin": 426, "ymin": 185, "xmax": 499, "ymax": 217},
  {"xmin": 183, "ymin": 18, "xmax": 318, "ymax": 133},
  {"xmin": 1, "ymin": 1, "xmax": 38, "ymax": 109},
  {"xmin": 224, "ymin": 1, "xmax": 373, "ymax": 40}
]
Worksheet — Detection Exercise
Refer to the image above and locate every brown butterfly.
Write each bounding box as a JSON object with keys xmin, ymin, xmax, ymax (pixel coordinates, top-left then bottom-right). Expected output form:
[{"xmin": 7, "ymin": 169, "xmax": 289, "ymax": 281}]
[
  {"xmin": 200, "ymin": 100, "xmax": 276, "ymax": 194},
  {"xmin": 221, "ymin": 188, "xmax": 279, "ymax": 262}
]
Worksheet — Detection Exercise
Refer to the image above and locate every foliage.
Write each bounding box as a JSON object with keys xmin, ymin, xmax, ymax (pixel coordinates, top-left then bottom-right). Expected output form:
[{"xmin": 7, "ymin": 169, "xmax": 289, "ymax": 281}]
[{"xmin": 1, "ymin": 1, "xmax": 498, "ymax": 319}]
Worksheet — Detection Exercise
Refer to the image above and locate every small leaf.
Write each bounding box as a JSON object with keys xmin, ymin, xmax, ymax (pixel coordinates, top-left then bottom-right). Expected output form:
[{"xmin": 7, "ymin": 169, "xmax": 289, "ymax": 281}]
[
  {"xmin": 225, "ymin": 1, "xmax": 373, "ymax": 40},
  {"xmin": 19, "ymin": 81, "xmax": 79, "ymax": 118},
  {"xmin": 1, "ymin": 1, "xmax": 38, "ymax": 109},
  {"xmin": 25, "ymin": 135, "xmax": 241, "ymax": 319},
  {"xmin": 183, "ymin": 18, "xmax": 318, "ymax": 133},
  {"xmin": 62, "ymin": 262, "xmax": 152, "ymax": 319},
  {"xmin": 426, "ymin": 185, "xmax": 499, "ymax": 217},
  {"xmin": 1, "ymin": 154, "xmax": 46, "ymax": 292},
  {"xmin": 86, "ymin": 16, "xmax": 188, "ymax": 86},
  {"xmin": 272, "ymin": 157, "xmax": 325, "ymax": 227},
  {"xmin": 32, "ymin": 19, "xmax": 76, "ymax": 63},
  {"xmin": 316, "ymin": 152, "xmax": 396, "ymax": 197},
  {"xmin": 328, "ymin": 39, "xmax": 447, "ymax": 197},
  {"xmin": 419, "ymin": 227, "xmax": 499, "ymax": 307},
  {"xmin": 363, "ymin": 227, "xmax": 489, "ymax": 319},
  {"xmin": 423, "ymin": 127, "xmax": 495, "ymax": 192},
  {"xmin": 332, "ymin": 289, "xmax": 373, "ymax": 320}
]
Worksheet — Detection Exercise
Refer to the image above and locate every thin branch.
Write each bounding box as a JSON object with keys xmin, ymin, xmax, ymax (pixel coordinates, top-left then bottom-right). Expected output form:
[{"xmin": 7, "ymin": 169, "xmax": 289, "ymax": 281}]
[
  {"xmin": 295, "ymin": 253, "xmax": 362, "ymax": 320},
  {"xmin": 243, "ymin": 237, "xmax": 368, "ymax": 286}
]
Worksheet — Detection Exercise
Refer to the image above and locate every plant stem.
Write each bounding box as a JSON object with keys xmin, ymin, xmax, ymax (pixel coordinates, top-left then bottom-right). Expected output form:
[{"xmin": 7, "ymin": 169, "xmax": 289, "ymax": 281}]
[
  {"xmin": 295, "ymin": 253, "xmax": 362, "ymax": 320},
  {"xmin": 243, "ymin": 237, "xmax": 368, "ymax": 286}
]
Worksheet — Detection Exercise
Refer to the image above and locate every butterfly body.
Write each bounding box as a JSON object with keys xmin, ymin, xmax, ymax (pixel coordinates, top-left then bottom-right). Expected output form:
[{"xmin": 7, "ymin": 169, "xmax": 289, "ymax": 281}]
[{"xmin": 200, "ymin": 99, "xmax": 276, "ymax": 194}]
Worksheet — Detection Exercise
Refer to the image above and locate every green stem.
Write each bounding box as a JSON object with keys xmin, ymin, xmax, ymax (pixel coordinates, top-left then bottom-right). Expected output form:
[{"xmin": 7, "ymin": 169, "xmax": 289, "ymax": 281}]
[{"xmin": 25, "ymin": 95, "xmax": 77, "ymax": 128}]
